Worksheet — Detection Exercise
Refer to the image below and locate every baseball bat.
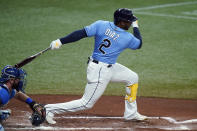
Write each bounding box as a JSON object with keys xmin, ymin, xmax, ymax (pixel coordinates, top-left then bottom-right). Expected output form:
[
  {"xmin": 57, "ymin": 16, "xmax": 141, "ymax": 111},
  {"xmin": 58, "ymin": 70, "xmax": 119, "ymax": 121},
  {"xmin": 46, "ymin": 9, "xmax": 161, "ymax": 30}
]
[{"xmin": 14, "ymin": 47, "xmax": 51, "ymax": 68}]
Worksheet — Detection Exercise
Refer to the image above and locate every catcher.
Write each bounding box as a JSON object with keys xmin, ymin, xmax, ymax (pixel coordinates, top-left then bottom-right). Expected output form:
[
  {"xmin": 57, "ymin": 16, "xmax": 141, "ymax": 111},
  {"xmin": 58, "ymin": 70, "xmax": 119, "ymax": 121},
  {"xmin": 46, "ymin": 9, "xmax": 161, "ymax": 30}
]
[{"xmin": 0, "ymin": 65, "xmax": 46, "ymax": 130}]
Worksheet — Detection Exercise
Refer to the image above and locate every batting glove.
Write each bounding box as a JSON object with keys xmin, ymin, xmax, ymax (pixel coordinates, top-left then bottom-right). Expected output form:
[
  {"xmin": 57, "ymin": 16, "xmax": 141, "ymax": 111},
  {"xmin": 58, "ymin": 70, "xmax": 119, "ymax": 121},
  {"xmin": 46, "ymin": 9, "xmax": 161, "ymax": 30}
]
[
  {"xmin": 132, "ymin": 16, "xmax": 139, "ymax": 28},
  {"xmin": 132, "ymin": 20, "xmax": 139, "ymax": 28},
  {"xmin": 50, "ymin": 39, "xmax": 62, "ymax": 50}
]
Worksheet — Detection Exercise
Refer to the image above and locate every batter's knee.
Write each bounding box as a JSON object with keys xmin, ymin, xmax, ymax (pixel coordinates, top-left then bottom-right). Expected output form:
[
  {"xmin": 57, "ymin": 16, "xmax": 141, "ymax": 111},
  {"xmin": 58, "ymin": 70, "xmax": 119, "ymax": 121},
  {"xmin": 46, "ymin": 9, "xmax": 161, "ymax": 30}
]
[
  {"xmin": 80, "ymin": 98, "xmax": 95, "ymax": 110},
  {"xmin": 84, "ymin": 103, "xmax": 94, "ymax": 109},
  {"xmin": 126, "ymin": 72, "xmax": 139, "ymax": 86}
]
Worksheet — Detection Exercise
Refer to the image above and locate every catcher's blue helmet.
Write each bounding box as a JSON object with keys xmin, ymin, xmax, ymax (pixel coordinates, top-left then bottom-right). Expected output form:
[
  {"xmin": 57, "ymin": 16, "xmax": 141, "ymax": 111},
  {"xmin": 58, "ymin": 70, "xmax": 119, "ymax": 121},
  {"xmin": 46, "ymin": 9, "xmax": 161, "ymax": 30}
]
[
  {"xmin": 114, "ymin": 8, "xmax": 136, "ymax": 25},
  {"xmin": 0, "ymin": 65, "xmax": 27, "ymax": 92},
  {"xmin": 0, "ymin": 65, "xmax": 20, "ymax": 83}
]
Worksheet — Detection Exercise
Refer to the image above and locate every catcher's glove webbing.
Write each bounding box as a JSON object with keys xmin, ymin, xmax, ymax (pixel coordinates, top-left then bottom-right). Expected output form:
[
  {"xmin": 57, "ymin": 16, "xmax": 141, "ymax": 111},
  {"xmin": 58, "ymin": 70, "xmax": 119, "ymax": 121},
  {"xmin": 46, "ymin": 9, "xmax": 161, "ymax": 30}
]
[{"xmin": 29, "ymin": 102, "xmax": 46, "ymax": 126}]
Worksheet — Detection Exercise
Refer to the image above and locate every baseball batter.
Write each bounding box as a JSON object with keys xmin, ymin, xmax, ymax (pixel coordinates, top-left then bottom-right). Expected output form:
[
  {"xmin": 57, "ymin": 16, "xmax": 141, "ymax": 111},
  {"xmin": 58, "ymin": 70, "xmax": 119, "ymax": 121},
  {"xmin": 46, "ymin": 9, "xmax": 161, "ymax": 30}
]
[{"xmin": 45, "ymin": 8, "xmax": 147, "ymax": 124}]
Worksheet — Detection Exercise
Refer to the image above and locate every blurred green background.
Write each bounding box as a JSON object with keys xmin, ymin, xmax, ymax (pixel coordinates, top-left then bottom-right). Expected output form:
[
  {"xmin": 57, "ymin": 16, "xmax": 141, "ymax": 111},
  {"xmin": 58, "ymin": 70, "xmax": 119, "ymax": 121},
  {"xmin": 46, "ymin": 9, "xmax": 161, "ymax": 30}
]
[{"xmin": 0, "ymin": 0, "xmax": 197, "ymax": 99}]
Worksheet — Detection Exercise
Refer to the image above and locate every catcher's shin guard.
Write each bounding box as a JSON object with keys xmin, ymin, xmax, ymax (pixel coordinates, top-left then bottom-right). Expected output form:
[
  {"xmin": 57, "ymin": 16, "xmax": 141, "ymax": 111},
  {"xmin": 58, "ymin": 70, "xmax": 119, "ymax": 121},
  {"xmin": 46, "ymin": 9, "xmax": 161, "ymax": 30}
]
[
  {"xmin": 0, "ymin": 124, "xmax": 4, "ymax": 131},
  {"xmin": 125, "ymin": 83, "xmax": 138, "ymax": 103},
  {"xmin": 0, "ymin": 109, "xmax": 11, "ymax": 121}
]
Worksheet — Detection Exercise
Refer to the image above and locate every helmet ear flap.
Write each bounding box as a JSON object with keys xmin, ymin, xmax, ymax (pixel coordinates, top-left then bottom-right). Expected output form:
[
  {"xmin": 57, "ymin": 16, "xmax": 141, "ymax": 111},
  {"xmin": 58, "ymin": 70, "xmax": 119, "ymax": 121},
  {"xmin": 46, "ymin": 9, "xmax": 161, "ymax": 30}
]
[{"xmin": 114, "ymin": 17, "xmax": 121, "ymax": 25}]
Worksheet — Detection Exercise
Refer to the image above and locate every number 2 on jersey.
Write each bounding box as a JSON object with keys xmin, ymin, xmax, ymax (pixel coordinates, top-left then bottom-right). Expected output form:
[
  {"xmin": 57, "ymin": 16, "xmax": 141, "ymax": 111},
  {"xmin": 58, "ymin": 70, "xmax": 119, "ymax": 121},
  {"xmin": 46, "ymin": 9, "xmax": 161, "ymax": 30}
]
[{"xmin": 99, "ymin": 39, "xmax": 111, "ymax": 54}]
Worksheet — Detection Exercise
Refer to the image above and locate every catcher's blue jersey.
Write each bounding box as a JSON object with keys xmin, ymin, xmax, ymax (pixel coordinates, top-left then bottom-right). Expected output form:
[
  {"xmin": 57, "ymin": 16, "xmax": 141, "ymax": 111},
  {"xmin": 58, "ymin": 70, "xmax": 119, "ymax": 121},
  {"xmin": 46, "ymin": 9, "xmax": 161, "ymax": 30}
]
[
  {"xmin": 0, "ymin": 84, "xmax": 16, "ymax": 106},
  {"xmin": 85, "ymin": 20, "xmax": 140, "ymax": 64}
]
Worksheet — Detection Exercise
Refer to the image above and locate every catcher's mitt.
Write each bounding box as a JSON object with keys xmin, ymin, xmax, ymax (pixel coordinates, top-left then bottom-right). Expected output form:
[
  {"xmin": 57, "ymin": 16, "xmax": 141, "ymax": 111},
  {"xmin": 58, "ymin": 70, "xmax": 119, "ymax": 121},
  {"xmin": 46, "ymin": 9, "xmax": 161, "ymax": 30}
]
[{"xmin": 30, "ymin": 103, "xmax": 46, "ymax": 126}]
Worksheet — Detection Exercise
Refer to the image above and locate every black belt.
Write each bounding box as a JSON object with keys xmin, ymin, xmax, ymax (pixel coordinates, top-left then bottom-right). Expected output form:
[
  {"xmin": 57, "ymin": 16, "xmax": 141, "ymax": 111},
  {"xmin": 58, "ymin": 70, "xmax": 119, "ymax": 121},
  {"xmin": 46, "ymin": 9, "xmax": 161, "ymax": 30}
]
[
  {"xmin": 88, "ymin": 57, "xmax": 112, "ymax": 68},
  {"xmin": 93, "ymin": 60, "xmax": 112, "ymax": 68},
  {"xmin": 92, "ymin": 59, "xmax": 99, "ymax": 64}
]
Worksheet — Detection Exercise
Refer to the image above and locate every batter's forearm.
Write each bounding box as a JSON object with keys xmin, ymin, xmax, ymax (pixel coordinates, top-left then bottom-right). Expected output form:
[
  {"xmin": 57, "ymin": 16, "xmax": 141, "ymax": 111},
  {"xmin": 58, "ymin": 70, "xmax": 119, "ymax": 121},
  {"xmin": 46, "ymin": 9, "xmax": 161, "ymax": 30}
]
[
  {"xmin": 50, "ymin": 29, "xmax": 87, "ymax": 50},
  {"xmin": 133, "ymin": 27, "xmax": 142, "ymax": 49},
  {"xmin": 60, "ymin": 28, "xmax": 87, "ymax": 44}
]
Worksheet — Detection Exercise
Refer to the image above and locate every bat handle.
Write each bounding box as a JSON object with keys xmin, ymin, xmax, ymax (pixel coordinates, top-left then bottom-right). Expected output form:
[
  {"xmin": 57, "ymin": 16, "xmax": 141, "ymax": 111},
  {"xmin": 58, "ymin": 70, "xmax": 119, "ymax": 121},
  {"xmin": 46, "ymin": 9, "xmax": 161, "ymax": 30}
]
[{"xmin": 32, "ymin": 47, "xmax": 51, "ymax": 57}]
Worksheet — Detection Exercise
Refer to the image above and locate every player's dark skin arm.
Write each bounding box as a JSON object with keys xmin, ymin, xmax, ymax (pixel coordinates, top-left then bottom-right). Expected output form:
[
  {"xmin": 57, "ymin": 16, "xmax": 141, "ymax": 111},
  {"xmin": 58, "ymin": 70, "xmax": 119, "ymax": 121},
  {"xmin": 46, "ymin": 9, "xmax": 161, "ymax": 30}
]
[
  {"xmin": 15, "ymin": 91, "xmax": 42, "ymax": 113},
  {"xmin": 14, "ymin": 91, "xmax": 30, "ymax": 102},
  {"xmin": 60, "ymin": 29, "xmax": 87, "ymax": 44},
  {"xmin": 133, "ymin": 27, "xmax": 142, "ymax": 49}
]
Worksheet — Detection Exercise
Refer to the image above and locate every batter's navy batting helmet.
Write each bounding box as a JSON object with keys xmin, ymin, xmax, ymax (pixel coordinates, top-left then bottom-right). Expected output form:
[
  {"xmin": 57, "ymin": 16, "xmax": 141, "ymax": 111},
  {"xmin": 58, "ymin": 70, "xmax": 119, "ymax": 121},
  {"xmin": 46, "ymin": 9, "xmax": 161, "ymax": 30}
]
[
  {"xmin": 114, "ymin": 8, "xmax": 136, "ymax": 25},
  {"xmin": 0, "ymin": 65, "xmax": 20, "ymax": 83}
]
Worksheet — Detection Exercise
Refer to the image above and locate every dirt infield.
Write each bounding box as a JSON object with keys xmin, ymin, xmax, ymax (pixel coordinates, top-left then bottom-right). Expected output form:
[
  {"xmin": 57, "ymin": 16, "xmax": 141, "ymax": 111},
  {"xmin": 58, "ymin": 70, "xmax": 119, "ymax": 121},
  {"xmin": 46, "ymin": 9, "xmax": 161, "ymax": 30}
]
[{"xmin": 2, "ymin": 95, "xmax": 197, "ymax": 131}]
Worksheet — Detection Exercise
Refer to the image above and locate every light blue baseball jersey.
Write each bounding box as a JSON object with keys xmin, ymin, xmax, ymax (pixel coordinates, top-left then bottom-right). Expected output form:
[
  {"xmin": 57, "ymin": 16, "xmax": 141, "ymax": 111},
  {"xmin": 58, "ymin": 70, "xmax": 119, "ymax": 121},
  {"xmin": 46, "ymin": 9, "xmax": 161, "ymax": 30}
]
[
  {"xmin": 0, "ymin": 84, "xmax": 16, "ymax": 106},
  {"xmin": 85, "ymin": 20, "xmax": 140, "ymax": 64}
]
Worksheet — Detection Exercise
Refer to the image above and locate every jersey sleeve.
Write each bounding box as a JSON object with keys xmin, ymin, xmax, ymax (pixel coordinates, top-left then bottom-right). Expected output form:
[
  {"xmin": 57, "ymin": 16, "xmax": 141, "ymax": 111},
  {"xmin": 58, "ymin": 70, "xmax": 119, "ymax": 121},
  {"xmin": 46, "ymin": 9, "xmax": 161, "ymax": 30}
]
[
  {"xmin": 128, "ymin": 35, "xmax": 141, "ymax": 50},
  {"xmin": 0, "ymin": 87, "xmax": 16, "ymax": 106},
  {"xmin": 0, "ymin": 90, "xmax": 5, "ymax": 105},
  {"xmin": 0, "ymin": 88, "xmax": 9, "ymax": 105},
  {"xmin": 84, "ymin": 20, "xmax": 102, "ymax": 37}
]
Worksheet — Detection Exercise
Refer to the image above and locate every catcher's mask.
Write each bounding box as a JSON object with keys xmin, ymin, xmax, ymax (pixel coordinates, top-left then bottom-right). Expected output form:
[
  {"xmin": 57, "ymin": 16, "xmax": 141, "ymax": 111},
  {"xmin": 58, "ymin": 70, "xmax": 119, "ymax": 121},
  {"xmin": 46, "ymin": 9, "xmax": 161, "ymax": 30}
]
[
  {"xmin": 0, "ymin": 65, "xmax": 20, "ymax": 83},
  {"xmin": 114, "ymin": 8, "xmax": 136, "ymax": 25},
  {"xmin": 0, "ymin": 65, "xmax": 27, "ymax": 92},
  {"xmin": 18, "ymin": 68, "xmax": 27, "ymax": 93}
]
